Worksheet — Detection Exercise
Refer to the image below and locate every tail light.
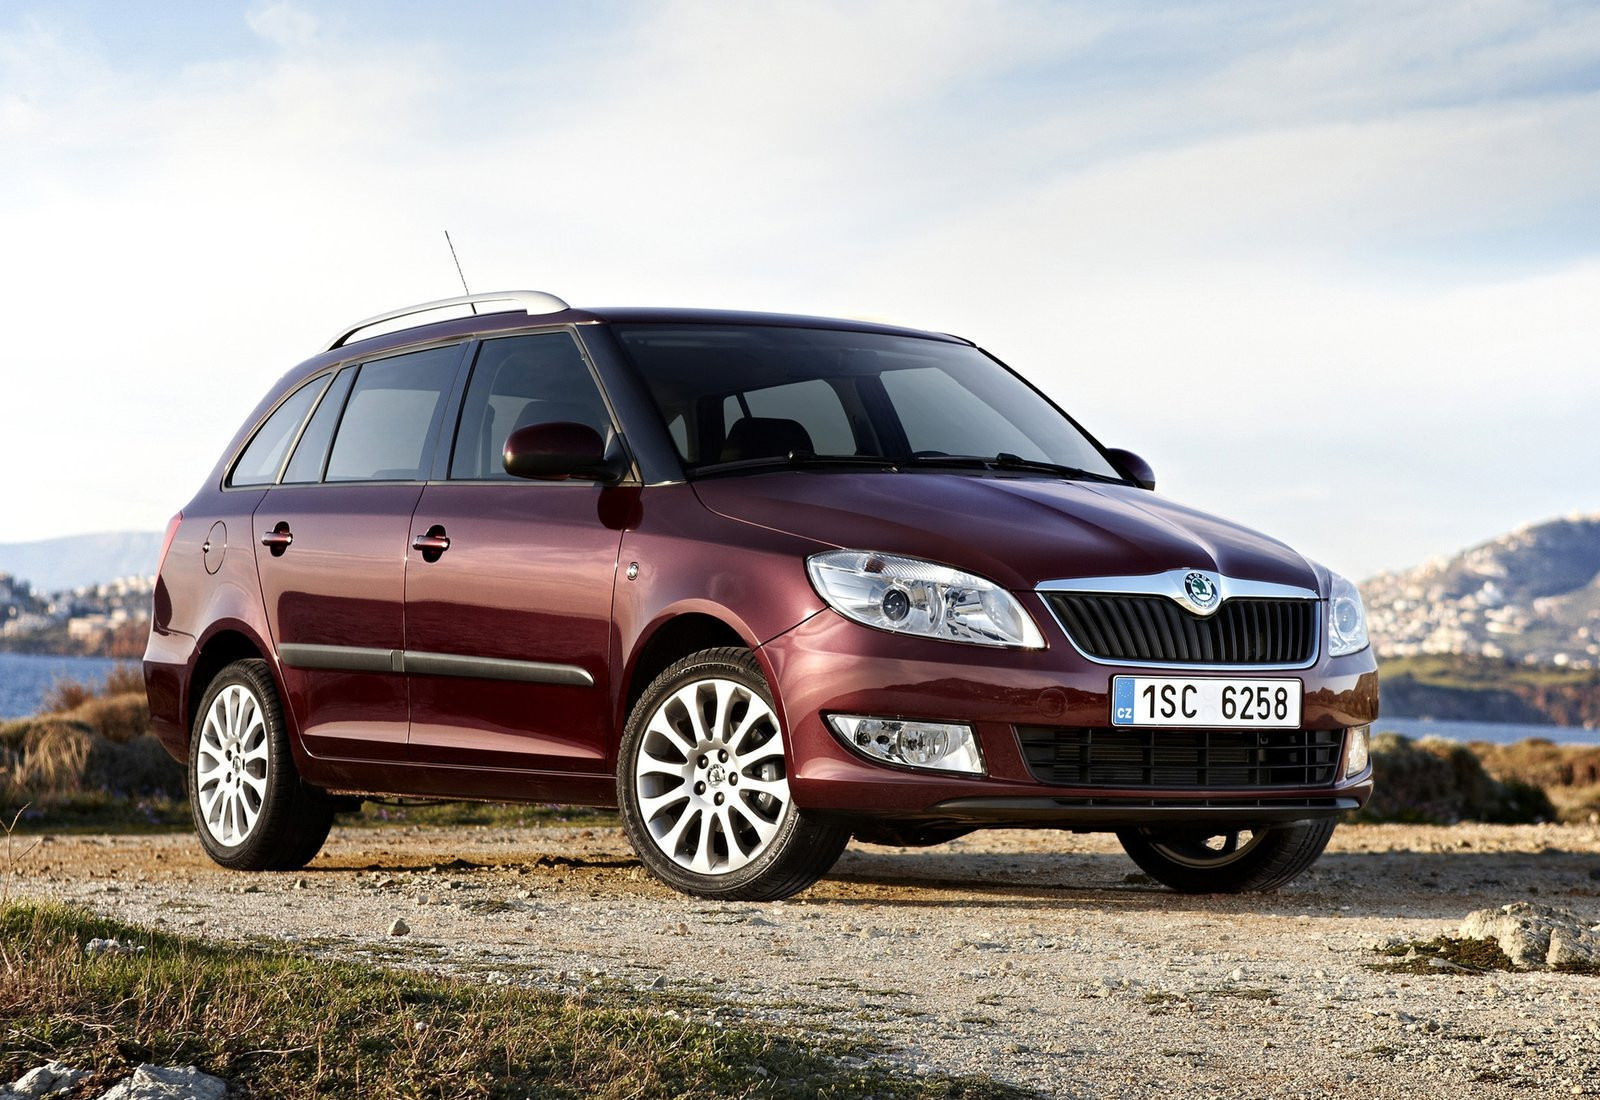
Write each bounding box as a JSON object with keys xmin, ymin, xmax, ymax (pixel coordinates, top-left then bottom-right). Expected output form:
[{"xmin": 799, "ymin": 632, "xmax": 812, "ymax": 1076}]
[{"xmin": 156, "ymin": 512, "xmax": 183, "ymax": 575}]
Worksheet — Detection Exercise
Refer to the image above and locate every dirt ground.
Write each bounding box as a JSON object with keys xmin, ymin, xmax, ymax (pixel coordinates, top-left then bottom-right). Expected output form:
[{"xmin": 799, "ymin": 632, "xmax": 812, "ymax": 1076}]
[{"xmin": 8, "ymin": 821, "xmax": 1600, "ymax": 1099}]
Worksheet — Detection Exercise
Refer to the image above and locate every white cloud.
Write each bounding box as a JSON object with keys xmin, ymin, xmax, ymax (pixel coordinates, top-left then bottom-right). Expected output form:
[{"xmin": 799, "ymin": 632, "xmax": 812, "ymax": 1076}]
[{"xmin": 246, "ymin": 2, "xmax": 321, "ymax": 50}]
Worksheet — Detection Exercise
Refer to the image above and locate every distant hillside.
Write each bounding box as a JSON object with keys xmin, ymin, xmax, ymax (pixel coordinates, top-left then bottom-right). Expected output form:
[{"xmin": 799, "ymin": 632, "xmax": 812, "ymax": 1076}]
[
  {"xmin": 1379, "ymin": 654, "xmax": 1600, "ymax": 729},
  {"xmin": 1364, "ymin": 513, "xmax": 1600, "ymax": 668},
  {"xmin": 0, "ymin": 531, "xmax": 163, "ymax": 592}
]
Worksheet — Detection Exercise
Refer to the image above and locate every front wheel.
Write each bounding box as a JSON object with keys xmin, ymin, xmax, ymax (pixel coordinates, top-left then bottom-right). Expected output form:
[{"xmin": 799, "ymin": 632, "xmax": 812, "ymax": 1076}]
[
  {"xmin": 617, "ymin": 648, "xmax": 850, "ymax": 901},
  {"xmin": 189, "ymin": 659, "xmax": 335, "ymax": 871},
  {"xmin": 1116, "ymin": 819, "xmax": 1336, "ymax": 893}
]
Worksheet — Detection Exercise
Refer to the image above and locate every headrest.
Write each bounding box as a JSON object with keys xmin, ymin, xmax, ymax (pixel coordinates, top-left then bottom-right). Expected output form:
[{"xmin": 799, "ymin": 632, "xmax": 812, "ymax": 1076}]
[{"xmin": 720, "ymin": 417, "xmax": 815, "ymax": 463}]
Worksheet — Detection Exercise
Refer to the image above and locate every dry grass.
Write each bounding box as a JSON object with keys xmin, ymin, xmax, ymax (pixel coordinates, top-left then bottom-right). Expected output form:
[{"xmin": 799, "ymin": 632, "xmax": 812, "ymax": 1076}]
[
  {"xmin": 1470, "ymin": 740, "xmax": 1600, "ymax": 822},
  {"xmin": 0, "ymin": 901, "xmax": 1027, "ymax": 1099},
  {"xmin": 1, "ymin": 674, "xmax": 184, "ymax": 830},
  {"xmin": 40, "ymin": 664, "xmax": 144, "ymax": 714},
  {"xmin": 1359, "ymin": 733, "xmax": 1556, "ymax": 824}
]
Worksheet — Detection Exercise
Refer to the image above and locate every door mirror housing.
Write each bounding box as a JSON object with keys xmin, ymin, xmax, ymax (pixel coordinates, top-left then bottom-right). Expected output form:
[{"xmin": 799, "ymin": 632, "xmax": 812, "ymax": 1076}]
[
  {"xmin": 503, "ymin": 422, "xmax": 624, "ymax": 483},
  {"xmin": 1105, "ymin": 448, "xmax": 1155, "ymax": 491}
]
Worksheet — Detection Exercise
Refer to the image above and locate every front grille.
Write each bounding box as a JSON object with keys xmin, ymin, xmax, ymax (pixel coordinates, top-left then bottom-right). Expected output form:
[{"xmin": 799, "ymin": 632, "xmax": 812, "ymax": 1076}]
[
  {"xmin": 1016, "ymin": 726, "xmax": 1344, "ymax": 789},
  {"xmin": 1043, "ymin": 593, "xmax": 1316, "ymax": 665}
]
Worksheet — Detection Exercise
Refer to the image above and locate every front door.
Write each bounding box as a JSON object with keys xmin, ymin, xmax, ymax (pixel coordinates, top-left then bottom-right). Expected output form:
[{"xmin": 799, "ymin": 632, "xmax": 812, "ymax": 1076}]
[
  {"xmin": 404, "ymin": 331, "xmax": 625, "ymax": 772},
  {"xmin": 254, "ymin": 343, "xmax": 463, "ymax": 761}
]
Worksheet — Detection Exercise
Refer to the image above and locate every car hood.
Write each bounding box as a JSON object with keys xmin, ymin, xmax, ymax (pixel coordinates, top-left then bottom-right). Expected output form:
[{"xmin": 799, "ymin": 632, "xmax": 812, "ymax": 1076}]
[{"xmin": 692, "ymin": 472, "xmax": 1323, "ymax": 594}]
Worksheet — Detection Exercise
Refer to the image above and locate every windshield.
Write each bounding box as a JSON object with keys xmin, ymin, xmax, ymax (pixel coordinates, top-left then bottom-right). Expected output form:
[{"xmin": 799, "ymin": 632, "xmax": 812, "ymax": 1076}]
[{"xmin": 612, "ymin": 324, "xmax": 1124, "ymax": 481}]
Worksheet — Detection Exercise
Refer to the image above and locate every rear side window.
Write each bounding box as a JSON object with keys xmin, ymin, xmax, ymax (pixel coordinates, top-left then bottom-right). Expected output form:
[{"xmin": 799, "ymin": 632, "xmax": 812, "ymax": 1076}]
[
  {"xmin": 281, "ymin": 367, "xmax": 355, "ymax": 484},
  {"xmin": 450, "ymin": 333, "xmax": 612, "ymax": 480},
  {"xmin": 229, "ymin": 375, "xmax": 328, "ymax": 487},
  {"xmin": 325, "ymin": 346, "xmax": 458, "ymax": 482}
]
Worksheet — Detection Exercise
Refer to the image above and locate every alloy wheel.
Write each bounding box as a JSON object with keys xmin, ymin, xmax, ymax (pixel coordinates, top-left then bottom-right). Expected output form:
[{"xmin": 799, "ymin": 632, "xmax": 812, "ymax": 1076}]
[
  {"xmin": 195, "ymin": 683, "xmax": 270, "ymax": 846},
  {"xmin": 633, "ymin": 678, "xmax": 791, "ymax": 876}
]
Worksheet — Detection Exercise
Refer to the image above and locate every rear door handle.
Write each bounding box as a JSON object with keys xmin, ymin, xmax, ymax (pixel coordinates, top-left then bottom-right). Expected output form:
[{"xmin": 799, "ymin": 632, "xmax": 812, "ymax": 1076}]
[
  {"xmin": 412, "ymin": 524, "xmax": 450, "ymax": 561},
  {"xmin": 260, "ymin": 522, "xmax": 293, "ymax": 556}
]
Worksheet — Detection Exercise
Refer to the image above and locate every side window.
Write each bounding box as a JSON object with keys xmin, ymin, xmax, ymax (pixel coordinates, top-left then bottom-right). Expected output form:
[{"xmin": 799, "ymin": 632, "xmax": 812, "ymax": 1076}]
[
  {"xmin": 324, "ymin": 345, "xmax": 458, "ymax": 482},
  {"xmin": 450, "ymin": 333, "xmax": 612, "ymax": 480},
  {"xmin": 722, "ymin": 379, "xmax": 854, "ymax": 458},
  {"xmin": 229, "ymin": 375, "xmax": 328, "ymax": 487},
  {"xmin": 281, "ymin": 368, "xmax": 355, "ymax": 484},
  {"xmin": 881, "ymin": 367, "xmax": 1046, "ymax": 460},
  {"xmin": 666, "ymin": 413, "xmax": 691, "ymax": 460}
]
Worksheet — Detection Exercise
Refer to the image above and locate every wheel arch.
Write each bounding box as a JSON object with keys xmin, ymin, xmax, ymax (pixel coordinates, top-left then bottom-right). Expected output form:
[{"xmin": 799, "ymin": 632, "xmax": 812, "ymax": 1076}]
[
  {"xmin": 623, "ymin": 609, "xmax": 756, "ymax": 722},
  {"xmin": 186, "ymin": 622, "xmax": 274, "ymax": 740}
]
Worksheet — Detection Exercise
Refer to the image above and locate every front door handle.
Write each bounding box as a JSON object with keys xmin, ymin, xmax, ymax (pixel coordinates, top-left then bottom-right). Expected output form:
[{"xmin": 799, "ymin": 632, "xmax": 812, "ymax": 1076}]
[
  {"xmin": 412, "ymin": 524, "xmax": 450, "ymax": 562},
  {"xmin": 260, "ymin": 522, "xmax": 293, "ymax": 556}
]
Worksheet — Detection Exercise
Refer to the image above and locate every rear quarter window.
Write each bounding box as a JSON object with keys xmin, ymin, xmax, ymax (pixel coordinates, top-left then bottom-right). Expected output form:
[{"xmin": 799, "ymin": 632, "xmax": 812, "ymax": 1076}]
[{"xmin": 228, "ymin": 375, "xmax": 329, "ymax": 487}]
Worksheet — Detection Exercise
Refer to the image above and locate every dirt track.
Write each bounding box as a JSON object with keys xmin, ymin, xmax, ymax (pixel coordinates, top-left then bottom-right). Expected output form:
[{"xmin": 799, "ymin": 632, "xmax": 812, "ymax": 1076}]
[{"xmin": 10, "ymin": 822, "xmax": 1600, "ymax": 1098}]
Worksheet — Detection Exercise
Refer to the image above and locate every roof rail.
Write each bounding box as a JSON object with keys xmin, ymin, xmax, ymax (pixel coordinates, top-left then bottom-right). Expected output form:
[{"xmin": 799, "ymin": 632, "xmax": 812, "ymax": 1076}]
[{"xmin": 326, "ymin": 290, "xmax": 571, "ymax": 351}]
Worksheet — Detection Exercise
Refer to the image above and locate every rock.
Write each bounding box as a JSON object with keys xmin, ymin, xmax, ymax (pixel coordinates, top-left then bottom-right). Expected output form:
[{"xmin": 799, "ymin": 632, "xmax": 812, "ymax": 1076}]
[
  {"xmin": 649, "ymin": 974, "xmax": 666, "ymax": 989},
  {"xmin": 1459, "ymin": 902, "xmax": 1600, "ymax": 969},
  {"xmin": 97, "ymin": 1064, "xmax": 228, "ymax": 1099},
  {"xmin": 85, "ymin": 937, "xmax": 146, "ymax": 958},
  {"xmin": 8, "ymin": 1061, "xmax": 87, "ymax": 1097},
  {"xmin": 387, "ymin": 918, "xmax": 410, "ymax": 937},
  {"xmin": 1548, "ymin": 928, "xmax": 1600, "ymax": 969}
]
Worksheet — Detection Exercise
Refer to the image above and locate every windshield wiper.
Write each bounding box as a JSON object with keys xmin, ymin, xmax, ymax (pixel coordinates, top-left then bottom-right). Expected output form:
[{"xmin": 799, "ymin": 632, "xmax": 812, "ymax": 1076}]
[
  {"xmin": 900, "ymin": 452, "xmax": 1123, "ymax": 483},
  {"xmin": 692, "ymin": 451, "xmax": 900, "ymax": 477},
  {"xmin": 988, "ymin": 452, "xmax": 1124, "ymax": 483}
]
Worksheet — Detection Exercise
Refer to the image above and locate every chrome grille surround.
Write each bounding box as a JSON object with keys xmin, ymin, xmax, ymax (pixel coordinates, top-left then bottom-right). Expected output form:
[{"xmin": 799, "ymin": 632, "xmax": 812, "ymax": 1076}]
[{"xmin": 1037, "ymin": 570, "xmax": 1321, "ymax": 670}]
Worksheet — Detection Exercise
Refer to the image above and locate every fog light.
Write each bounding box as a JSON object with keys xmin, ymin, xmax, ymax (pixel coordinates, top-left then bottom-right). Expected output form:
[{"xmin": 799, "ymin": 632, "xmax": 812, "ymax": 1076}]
[
  {"xmin": 826, "ymin": 715, "xmax": 984, "ymax": 775},
  {"xmin": 1344, "ymin": 725, "xmax": 1371, "ymax": 778}
]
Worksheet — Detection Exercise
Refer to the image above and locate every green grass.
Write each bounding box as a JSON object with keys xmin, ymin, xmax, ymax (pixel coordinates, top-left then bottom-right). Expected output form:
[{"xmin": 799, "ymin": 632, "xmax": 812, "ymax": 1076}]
[
  {"xmin": 0, "ymin": 901, "xmax": 1032, "ymax": 1099},
  {"xmin": 1374, "ymin": 934, "xmax": 1600, "ymax": 977},
  {"xmin": 1371, "ymin": 935, "xmax": 1517, "ymax": 974}
]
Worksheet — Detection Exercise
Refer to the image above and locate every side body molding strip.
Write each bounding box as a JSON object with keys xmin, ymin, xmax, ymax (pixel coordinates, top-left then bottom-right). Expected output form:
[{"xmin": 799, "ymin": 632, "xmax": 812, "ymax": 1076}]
[
  {"xmin": 277, "ymin": 644, "xmax": 594, "ymax": 687},
  {"xmin": 277, "ymin": 644, "xmax": 398, "ymax": 673},
  {"xmin": 403, "ymin": 651, "xmax": 595, "ymax": 687}
]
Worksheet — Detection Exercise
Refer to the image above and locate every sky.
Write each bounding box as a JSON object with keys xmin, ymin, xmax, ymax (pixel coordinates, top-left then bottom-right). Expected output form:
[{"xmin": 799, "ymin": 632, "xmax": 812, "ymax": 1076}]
[{"xmin": 2, "ymin": 0, "xmax": 1598, "ymax": 580}]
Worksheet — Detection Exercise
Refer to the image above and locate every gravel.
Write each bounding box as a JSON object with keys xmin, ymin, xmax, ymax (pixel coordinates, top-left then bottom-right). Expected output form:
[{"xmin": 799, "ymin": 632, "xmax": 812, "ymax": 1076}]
[{"xmin": 10, "ymin": 821, "xmax": 1600, "ymax": 1098}]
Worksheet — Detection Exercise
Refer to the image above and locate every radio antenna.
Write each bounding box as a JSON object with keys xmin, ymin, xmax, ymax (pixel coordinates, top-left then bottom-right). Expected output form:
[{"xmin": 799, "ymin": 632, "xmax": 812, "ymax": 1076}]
[{"xmin": 443, "ymin": 230, "xmax": 477, "ymax": 314}]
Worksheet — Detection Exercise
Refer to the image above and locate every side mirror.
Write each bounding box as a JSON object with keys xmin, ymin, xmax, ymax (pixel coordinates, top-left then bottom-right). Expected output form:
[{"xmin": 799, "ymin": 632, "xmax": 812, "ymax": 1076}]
[
  {"xmin": 503, "ymin": 422, "xmax": 623, "ymax": 483},
  {"xmin": 1105, "ymin": 448, "xmax": 1155, "ymax": 491}
]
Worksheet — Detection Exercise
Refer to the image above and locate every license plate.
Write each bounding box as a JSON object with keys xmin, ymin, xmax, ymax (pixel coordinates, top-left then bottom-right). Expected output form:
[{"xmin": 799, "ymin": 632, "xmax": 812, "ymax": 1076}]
[{"xmin": 1112, "ymin": 677, "xmax": 1302, "ymax": 728}]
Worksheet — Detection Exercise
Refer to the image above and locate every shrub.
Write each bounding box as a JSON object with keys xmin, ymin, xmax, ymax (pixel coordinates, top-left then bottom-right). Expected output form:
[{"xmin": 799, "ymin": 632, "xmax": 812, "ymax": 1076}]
[
  {"xmin": 40, "ymin": 664, "xmax": 143, "ymax": 715},
  {"xmin": 1357, "ymin": 733, "xmax": 1556, "ymax": 824},
  {"xmin": 67, "ymin": 692, "xmax": 150, "ymax": 744}
]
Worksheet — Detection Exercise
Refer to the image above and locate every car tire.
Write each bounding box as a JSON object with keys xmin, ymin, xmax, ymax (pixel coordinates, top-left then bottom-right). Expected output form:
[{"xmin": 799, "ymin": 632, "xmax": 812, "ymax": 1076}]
[
  {"xmin": 1116, "ymin": 819, "xmax": 1336, "ymax": 893},
  {"xmin": 189, "ymin": 658, "xmax": 335, "ymax": 872},
  {"xmin": 618, "ymin": 647, "xmax": 850, "ymax": 901}
]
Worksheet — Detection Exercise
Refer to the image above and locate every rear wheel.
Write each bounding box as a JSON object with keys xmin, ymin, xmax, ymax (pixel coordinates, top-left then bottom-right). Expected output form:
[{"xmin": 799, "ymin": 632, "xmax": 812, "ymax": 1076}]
[
  {"xmin": 1116, "ymin": 819, "xmax": 1336, "ymax": 893},
  {"xmin": 189, "ymin": 659, "xmax": 334, "ymax": 871},
  {"xmin": 618, "ymin": 648, "xmax": 850, "ymax": 901}
]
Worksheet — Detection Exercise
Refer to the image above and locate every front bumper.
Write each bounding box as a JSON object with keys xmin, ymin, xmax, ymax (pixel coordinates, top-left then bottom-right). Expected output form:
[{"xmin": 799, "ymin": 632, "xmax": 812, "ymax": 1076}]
[{"xmin": 761, "ymin": 603, "xmax": 1378, "ymax": 831}]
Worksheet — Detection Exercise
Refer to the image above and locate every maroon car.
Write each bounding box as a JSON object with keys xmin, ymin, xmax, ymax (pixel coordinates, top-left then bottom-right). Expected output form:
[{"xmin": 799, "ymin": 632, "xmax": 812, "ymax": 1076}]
[{"xmin": 144, "ymin": 291, "xmax": 1377, "ymax": 900}]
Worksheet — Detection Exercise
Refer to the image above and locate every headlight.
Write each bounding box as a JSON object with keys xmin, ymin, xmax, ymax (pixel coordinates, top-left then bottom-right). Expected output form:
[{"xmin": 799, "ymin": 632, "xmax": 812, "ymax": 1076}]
[
  {"xmin": 806, "ymin": 550, "xmax": 1045, "ymax": 648},
  {"xmin": 1327, "ymin": 571, "xmax": 1369, "ymax": 657}
]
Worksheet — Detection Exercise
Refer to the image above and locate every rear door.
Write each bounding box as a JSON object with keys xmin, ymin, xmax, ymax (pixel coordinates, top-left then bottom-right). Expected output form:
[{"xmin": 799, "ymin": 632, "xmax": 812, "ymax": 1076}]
[
  {"xmin": 253, "ymin": 342, "xmax": 465, "ymax": 761},
  {"xmin": 403, "ymin": 330, "xmax": 625, "ymax": 772}
]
